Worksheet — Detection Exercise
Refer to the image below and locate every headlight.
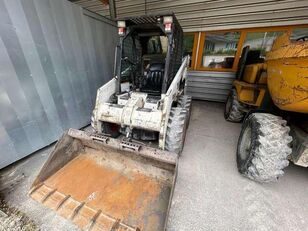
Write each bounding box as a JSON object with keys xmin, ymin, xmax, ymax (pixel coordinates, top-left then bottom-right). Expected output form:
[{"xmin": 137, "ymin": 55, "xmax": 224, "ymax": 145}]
[
  {"xmin": 163, "ymin": 16, "xmax": 173, "ymax": 24},
  {"xmin": 117, "ymin": 20, "xmax": 126, "ymax": 36},
  {"xmin": 163, "ymin": 16, "xmax": 173, "ymax": 33},
  {"xmin": 117, "ymin": 21, "xmax": 126, "ymax": 28}
]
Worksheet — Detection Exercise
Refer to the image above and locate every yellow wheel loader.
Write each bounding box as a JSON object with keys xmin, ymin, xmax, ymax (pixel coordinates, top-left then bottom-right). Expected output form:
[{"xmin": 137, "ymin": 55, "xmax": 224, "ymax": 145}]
[
  {"xmin": 225, "ymin": 32, "xmax": 308, "ymax": 183},
  {"xmin": 29, "ymin": 14, "xmax": 191, "ymax": 230}
]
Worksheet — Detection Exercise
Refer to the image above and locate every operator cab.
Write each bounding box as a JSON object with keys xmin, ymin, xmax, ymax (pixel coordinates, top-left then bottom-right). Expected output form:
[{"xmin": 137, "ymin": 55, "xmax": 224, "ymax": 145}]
[
  {"xmin": 120, "ymin": 21, "xmax": 167, "ymax": 95},
  {"xmin": 116, "ymin": 14, "xmax": 183, "ymax": 96}
]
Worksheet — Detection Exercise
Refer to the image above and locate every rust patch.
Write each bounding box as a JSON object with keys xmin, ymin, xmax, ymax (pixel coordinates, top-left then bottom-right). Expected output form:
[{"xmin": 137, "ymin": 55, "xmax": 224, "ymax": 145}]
[{"xmin": 31, "ymin": 150, "xmax": 172, "ymax": 230}]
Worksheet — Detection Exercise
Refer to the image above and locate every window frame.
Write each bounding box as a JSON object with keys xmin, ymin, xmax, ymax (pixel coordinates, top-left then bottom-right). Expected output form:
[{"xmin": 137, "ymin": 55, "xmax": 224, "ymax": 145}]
[
  {"xmin": 196, "ymin": 30, "xmax": 245, "ymax": 72},
  {"xmin": 187, "ymin": 24, "xmax": 308, "ymax": 72},
  {"xmin": 182, "ymin": 32, "xmax": 199, "ymax": 69}
]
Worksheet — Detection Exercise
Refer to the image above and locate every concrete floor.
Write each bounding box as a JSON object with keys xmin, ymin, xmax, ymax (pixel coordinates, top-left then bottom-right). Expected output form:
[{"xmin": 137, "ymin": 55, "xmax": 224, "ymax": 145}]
[
  {"xmin": 167, "ymin": 101, "xmax": 308, "ymax": 231},
  {"xmin": 1, "ymin": 101, "xmax": 307, "ymax": 231}
]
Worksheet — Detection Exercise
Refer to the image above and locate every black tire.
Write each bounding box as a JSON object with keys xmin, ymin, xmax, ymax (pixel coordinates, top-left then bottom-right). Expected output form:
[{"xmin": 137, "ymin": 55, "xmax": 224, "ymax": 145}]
[
  {"xmin": 224, "ymin": 89, "xmax": 246, "ymax": 122},
  {"xmin": 165, "ymin": 108, "xmax": 188, "ymax": 155},
  {"xmin": 178, "ymin": 95, "xmax": 192, "ymax": 128},
  {"xmin": 237, "ymin": 113, "xmax": 292, "ymax": 183}
]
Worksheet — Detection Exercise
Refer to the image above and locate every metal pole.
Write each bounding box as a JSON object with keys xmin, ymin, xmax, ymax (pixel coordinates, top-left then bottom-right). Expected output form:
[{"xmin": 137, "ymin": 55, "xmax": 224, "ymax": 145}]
[
  {"xmin": 109, "ymin": 0, "xmax": 117, "ymax": 20},
  {"xmin": 116, "ymin": 38, "xmax": 123, "ymax": 94},
  {"xmin": 162, "ymin": 33, "xmax": 173, "ymax": 93}
]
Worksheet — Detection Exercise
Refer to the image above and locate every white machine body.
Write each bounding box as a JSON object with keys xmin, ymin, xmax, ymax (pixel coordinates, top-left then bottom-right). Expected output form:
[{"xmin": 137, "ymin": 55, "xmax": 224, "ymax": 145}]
[{"xmin": 92, "ymin": 56, "xmax": 189, "ymax": 149}]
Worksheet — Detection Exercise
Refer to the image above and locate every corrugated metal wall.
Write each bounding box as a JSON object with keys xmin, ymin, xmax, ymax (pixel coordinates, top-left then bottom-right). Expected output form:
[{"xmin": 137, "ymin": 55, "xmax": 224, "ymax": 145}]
[
  {"xmin": 186, "ymin": 71, "xmax": 235, "ymax": 102},
  {"xmin": 74, "ymin": 0, "xmax": 308, "ymax": 31},
  {"xmin": 0, "ymin": 0, "xmax": 117, "ymax": 169}
]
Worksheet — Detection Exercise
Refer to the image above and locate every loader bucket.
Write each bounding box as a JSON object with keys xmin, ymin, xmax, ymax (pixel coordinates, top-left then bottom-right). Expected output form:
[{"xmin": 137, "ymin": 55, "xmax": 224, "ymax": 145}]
[{"xmin": 29, "ymin": 129, "xmax": 177, "ymax": 231}]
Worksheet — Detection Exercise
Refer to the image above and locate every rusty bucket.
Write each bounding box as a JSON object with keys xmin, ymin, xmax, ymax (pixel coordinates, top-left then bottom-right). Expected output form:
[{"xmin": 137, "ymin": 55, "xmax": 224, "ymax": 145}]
[{"xmin": 29, "ymin": 129, "xmax": 177, "ymax": 231}]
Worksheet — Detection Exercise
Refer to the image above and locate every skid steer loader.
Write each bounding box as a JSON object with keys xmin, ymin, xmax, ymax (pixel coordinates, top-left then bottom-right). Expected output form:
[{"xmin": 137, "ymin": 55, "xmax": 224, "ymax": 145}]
[
  {"xmin": 91, "ymin": 14, "xmax": 191, "ymax": 154},
  {"xmin": 224, "ymin": 32, "xmax": 308, "ymax": 183},
  {"xmin": 29, "ymin": 14, "xmax": 191, "ymax": 231}
]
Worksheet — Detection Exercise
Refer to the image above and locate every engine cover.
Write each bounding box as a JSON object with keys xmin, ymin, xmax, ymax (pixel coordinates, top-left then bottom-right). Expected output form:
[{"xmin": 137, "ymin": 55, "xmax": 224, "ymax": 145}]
[{"xmin": 96, "ymin": 92, "xmax": 163, "ymax": 132}]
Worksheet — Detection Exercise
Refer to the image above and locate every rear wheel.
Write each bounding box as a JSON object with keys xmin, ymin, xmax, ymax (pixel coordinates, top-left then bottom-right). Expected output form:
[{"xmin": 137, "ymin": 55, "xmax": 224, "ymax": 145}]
[
  {"xmin": 165, "ymin": 108, "xmax": 188, "ymax": 155},
  {"xmin": 237, "ymin": 113, "xmax": 292, "ymax": 183},
  {"xmin": 224, "ymin": 89, "xmax": 246, "ymax": 122}
]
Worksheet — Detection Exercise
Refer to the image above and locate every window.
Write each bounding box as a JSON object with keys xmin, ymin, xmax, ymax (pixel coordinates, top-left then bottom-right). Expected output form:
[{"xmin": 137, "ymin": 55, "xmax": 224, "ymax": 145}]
[
  {"xmin": 183, "ymin": 33, "xmax": 195, "ymax": 67},
  {"xmin": 159, "ymin": 36, "xmax": 168, "ymax": 53},
  {"xmin": 187, "ymin": 25, "xmax": 308, "ymax": 71},
  {"xmin": 290, "ymin": 27, "xmax": 308, "ymax": 41},
  {"xmin": 121, "ymin": 36, "xmax": 135, "ymax": 77},
  {"xmin": 243, "ymin": 31, "xmax": 284, "ymax": 57},
  {"xmin": 183, "ymin": 34, "xmax": 195, "ymax": 56},
  {"xmin": 146, "ymin": 36, "xmax": 168, "ymax": 54},
  {"xmin": 121, "ymin": 35, "xmax": 142, "ymax": 79},
  {"xmin": 147, "ymin": 36, "xmax": 163, "ymax": 54},
  {"xmin": 201, "ymin": 32, "xmax": 240, "ymax": 69}
]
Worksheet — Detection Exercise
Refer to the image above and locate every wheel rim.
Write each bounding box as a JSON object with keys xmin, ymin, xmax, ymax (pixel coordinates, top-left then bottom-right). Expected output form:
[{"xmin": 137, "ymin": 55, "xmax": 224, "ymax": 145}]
[{"xmin": 239, "ymin": 125, "xmax": 252, "ymax": 160}]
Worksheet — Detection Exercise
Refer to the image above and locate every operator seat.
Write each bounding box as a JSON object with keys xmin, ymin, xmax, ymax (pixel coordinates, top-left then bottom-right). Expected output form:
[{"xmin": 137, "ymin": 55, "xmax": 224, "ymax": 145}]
[{"xmin": 141, "ymin": 63, "xmax": 164, "ymax": 94}]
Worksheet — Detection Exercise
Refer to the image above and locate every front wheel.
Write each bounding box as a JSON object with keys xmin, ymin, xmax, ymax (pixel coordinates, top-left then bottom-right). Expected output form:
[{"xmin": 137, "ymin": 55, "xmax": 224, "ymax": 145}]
[
  {"xmin": 165, "ymin": 108, "xmax": 188, "ymax": 155},
  {"xmin": 237, "ymin": 113, "xmax": 292, "ymax": 183}
]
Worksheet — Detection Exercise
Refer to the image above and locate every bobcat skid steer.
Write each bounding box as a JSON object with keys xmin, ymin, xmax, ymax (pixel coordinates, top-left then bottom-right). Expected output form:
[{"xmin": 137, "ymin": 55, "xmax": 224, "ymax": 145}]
[
  {"xmin": 91, "ymin": 14, "xmax": 191, "ymax": 154},
  {"xmin": 29, "ymin": 14, "xmax": 191, "ymax": 231}
]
